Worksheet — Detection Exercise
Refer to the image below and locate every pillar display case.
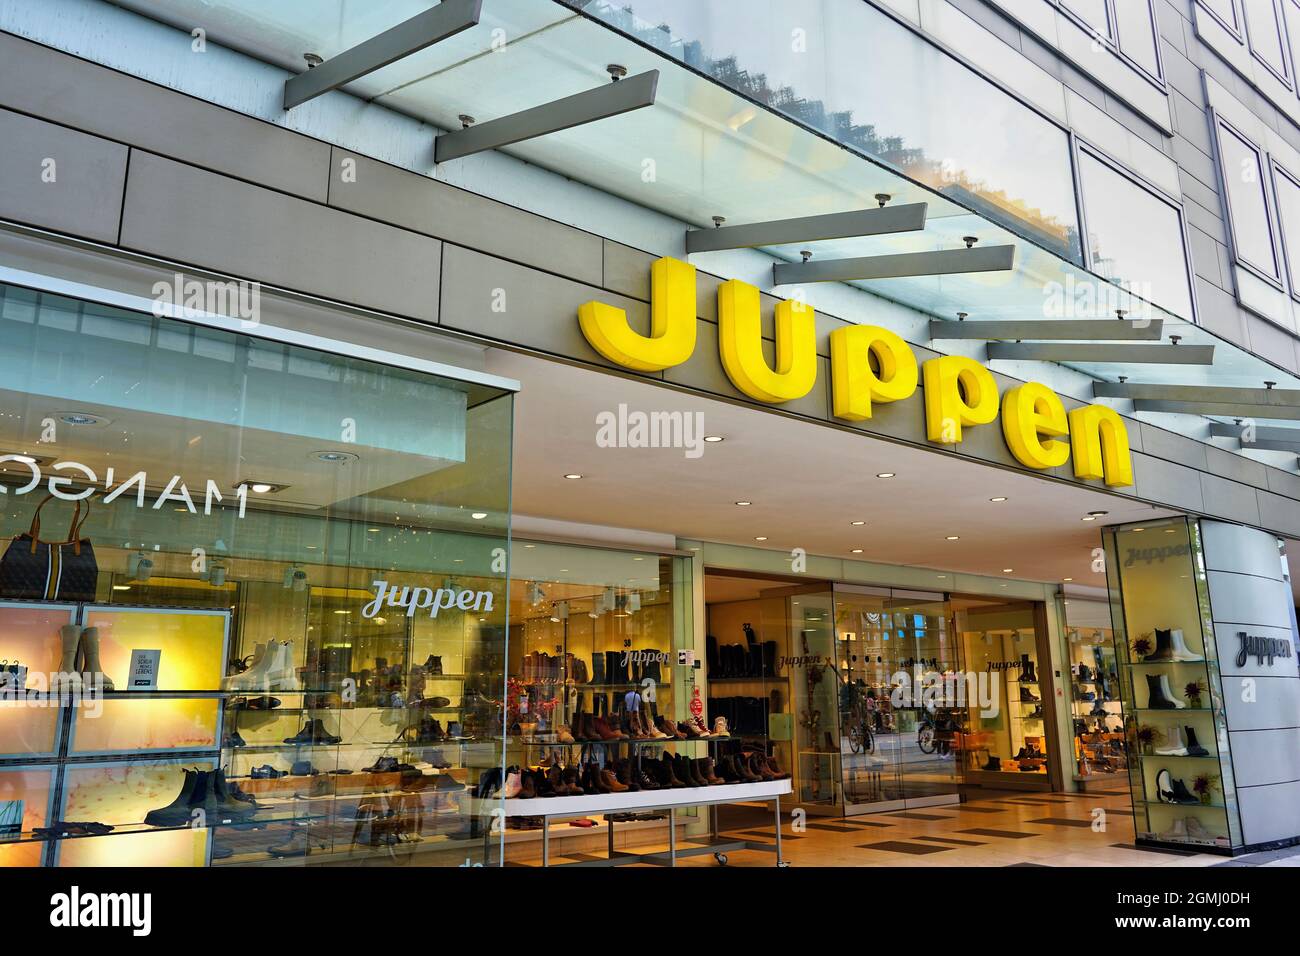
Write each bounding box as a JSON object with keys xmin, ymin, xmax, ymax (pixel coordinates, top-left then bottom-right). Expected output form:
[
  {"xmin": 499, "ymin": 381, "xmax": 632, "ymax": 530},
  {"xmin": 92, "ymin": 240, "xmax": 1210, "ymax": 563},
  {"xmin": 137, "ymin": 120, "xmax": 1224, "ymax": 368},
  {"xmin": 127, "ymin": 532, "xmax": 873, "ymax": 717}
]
[
  {"xmin": 1103, "ymin": 517, "xmax": 1240, "ymax": 853},
  {"xmin": 0, "ymin": 282, "xmax": 515, "ymax": 867}
]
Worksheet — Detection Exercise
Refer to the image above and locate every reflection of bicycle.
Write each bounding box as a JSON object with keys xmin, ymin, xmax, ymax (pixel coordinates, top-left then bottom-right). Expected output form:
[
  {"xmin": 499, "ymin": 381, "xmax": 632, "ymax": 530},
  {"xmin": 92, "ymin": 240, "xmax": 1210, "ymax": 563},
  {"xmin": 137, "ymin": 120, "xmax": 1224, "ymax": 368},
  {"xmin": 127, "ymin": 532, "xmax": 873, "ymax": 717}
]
[
  {"xmin": 917, "ymin": 707, "xmax": 961, "ymax": 755},
  {"xmin": 845, "ymin": 694, "xmax": 875, "ymax": 754}
]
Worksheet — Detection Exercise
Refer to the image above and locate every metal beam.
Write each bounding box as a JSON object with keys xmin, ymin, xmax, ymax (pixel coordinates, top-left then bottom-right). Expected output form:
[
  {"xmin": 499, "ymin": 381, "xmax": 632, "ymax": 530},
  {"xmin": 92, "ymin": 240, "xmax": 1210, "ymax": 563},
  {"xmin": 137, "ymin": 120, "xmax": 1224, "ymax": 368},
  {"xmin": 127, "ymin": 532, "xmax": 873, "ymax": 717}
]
[
  {"xmin": 928, "ymin": 318, "xmax": 1163, "ymax": 341},
  {"xmin": 685, "ymin": 203, "xmax": 928, "ymax": 254},
  {"xmin": 1130, "ymin": 400, "xmax": 1300, "ymax": 420},
  {"xmin": 1093, "ymin": 383, "xmax": 1300, "ymax": 406},
  {"xmin": 986, "ymin": 342, "xmax": 1214, "ymax": 364},
  {"xmin": 1207, "ymin": 422, "xmax": 1300, "ymax": 452},
  {"xmin": 283, "ymin": 0, "xmax": 482, "ymax": 110},
  {"xmin": 773, "ymin": 244, "xmax": 1014, "ymax": 285},
  {"xmin": 434, "ymin": 70, "xmax": 659, "ymax": 163}
]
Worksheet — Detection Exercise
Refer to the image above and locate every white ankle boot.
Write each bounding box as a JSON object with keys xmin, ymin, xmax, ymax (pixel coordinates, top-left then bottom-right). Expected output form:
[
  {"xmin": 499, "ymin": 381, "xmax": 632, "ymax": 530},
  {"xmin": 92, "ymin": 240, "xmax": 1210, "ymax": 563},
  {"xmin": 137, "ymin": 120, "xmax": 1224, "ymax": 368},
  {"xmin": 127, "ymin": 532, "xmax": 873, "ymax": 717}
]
[
  {"xmin": 1168, "ymin": 629, "xmax": 1201, "ymax": 662},
  {"xmin": 266, "ymin": 641, "xmax": 301, "ymax": 691},
  {"xmin": 222, "ymin": 641, "xmax": 270, "ymax": 690},
  {"xmin": 1158, "ymin": 674, "xmax": 1186, "ymax": 709},
  {"xmin": 1154, "ymin": 724, "xmax": 1188, "ymax": 755},
  {"xmin": 712, "ymin": 717, "xmax": 730, "ymax": 736}
]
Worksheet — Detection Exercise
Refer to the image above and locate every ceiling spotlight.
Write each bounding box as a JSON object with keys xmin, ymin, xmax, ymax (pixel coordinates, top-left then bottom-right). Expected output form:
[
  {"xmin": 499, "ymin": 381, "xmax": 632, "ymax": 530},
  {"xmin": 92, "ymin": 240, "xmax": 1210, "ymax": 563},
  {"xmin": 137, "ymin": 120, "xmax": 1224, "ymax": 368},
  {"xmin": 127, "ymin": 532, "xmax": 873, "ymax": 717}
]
[
  {"xmin": 1132, "ymin": 527, "xmax": 1146, "ymax": 533},
  {"xmin": 851, "ymin": 520, "xmax": 866, "ymax": 526},
  {"xmin": 735, "ymin": 501, "xmax": 752, "ymax": 506},
  {"xmin": 1063, "ymin": 577, "xmax": 1073, "ymax": 582},
  {"xmin": 1081, "ymin": 516, "xmax": 1097, "ymax": 522},
  {"xmin": 990, "ymin": 496, "xmax": 1007, "ymax": 502},
  {"xmin": 850, "ymin": 548, "xmax": 863, "ymax": 554},
  {"xmin": 703, "ymin": 436, "xmax": 724, "ymax": 443},
  {"xmin": 1002, "ymin": 568, "xmax": 1014, "ymax": 573},
  {"xmin": 471, "ymin": 512, "xmax": 487, "ymax": 520},
  {"xmin": 876, "ymin": 472, "xmax": 896, "ymax": 479},
  {"xmin": 55, "ymin": 411, "xmax": 109, "ymax": 427},
  {"xmin": 564, "ymin": 474, "xmax": 583, "ymax": 480},
  {"xmin": 237, "ymin": 480, "xmax": 288, "ymax": 494},
  {"xmin": 755, "ymin": 536, "xmax": 768, "ymax": 541},
  {"xmin": 1087, "ymin": 510, "xmax": 1108, "ymax": 517},
  {"xmin": 946, "ymin": 535, "xmax": 960, "ymax": 541},
  {"xmin": 311, "ymin": 450, "xmax": 359, "ymax": 464}
]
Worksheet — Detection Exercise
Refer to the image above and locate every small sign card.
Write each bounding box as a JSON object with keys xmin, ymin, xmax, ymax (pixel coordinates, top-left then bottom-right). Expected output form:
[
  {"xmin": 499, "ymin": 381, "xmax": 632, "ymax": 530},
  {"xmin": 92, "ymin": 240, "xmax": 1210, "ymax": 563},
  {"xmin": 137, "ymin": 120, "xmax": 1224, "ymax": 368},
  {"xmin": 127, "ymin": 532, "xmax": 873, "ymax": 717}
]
[{"xmin": 127, "ymin": 649, "xmax": 161, "ymax": 690}]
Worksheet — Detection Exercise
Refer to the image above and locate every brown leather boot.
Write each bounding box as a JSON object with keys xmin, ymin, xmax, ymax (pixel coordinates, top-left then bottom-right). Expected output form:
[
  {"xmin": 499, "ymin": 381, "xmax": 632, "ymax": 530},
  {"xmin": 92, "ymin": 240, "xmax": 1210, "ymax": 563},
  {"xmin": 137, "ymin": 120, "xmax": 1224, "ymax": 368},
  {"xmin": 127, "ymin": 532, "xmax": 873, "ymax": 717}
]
[
  {"xmin": 750, "ymin": 752, "xmax": 776, "ymax": 781},
  {"xmin": 765, "ymin": 754, "xmax": 790, "ymax": 780},
  {"xmin": 697, "ymin": 757, "xmax": 723, "ymax": 784},
  {"xmin": 602, "ymin": 769, "xmax": 628, "ymax": 793}
]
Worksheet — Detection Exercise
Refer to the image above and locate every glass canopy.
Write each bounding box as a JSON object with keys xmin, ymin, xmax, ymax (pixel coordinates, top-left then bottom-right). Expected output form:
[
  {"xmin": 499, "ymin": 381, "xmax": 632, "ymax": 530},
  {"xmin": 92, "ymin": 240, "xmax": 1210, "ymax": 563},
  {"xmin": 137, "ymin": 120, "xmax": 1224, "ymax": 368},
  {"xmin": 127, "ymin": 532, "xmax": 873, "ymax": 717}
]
[{"xmin": 110, "ymin": 0, "xmax": 1300, "ymax": 451}]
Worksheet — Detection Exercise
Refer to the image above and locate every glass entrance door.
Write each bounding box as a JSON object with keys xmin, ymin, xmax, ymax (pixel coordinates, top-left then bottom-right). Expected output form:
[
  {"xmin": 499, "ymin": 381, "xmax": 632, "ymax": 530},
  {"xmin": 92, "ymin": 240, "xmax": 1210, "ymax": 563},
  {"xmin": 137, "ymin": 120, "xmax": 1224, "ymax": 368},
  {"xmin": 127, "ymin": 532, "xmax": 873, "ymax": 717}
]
[{"xmin": 833, "ymin": 586, "xmax": 962, "ymax": 813}]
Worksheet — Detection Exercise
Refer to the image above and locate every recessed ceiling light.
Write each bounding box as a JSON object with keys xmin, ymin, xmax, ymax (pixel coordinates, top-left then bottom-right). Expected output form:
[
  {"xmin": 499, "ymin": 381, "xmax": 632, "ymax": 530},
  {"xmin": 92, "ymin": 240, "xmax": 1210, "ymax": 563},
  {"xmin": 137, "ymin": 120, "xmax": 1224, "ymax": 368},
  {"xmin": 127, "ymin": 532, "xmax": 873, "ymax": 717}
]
[
  {"xmin": 236, "ymin": 480, "xmax": 288, "ymax": 494},
  {"xmin": 1132, "ymin": 528, "xmax": 1145, "ymax": 533},
  {"xmin": 850, "ymin": 520, "xmax": 866, "ymax": 526},
  {"xmin": 471, "ymin": 512, "xmax": 487, "ymax": 520},
  {"xmin": 1087, "ymin": 510, "xmax": 1108, "ymax": 517},
  {"xmin": 55, "ymin": 411, "xmax": 109, "ymax": 427},
  {"xmin": 876, "ymin": 472, "xmax": 896, "ymax": 479},
  {"xmin": 564, "ymin": 474, "xmax": 583, "ymax": 480},
  {"xmin": 112, "ymin": 585, "xmax": 131, "ymax": 591},
  {"xmin": 1063, "ymin": 577, "xmax": 1073, "ymax": 582},
  {"xmin": 1081, "ymin": 516, "xmax": 1097, "ymax": 522},
  {"xmin": 936, "ymin": 574, "xmax": 947, "ymax": 579},
  {"xmin": 523, "ymin": 543, "xmax": 536, "ymax": 548},
  {"xmin": 367, "ymin": 528, "xmax": 380, "ymax": 533},
  {"xmin": 311, "ymin": 450, "xmax": 359, "ymax": 464},
  {"xmin": 990, "ymin": 496, "xmax": 1007, "ymax": 502},
  {"xmin": 755, "ymin": 536, "xmax": 768, "ymax": 541},
  {"xmin": 703, "ymin": 435, "xmax": 724, "ymax": 443},
  {"xmin": 946, "ymin": 535, "xmax": 960, "ymax": 541},
  {"xmin": 850, "ymin": 548, "xmax": 863, "ymax": 554},
  {"xmin": 1002, "ymin": 568, "xmax": 1014, "ymax": 573},
  {"xmin": 735, "ymin": 500, "xmax": 752, "ymax": 506},
  {"xmin": 333, "ymin": 609, "xmax": 348, "ymax": 615}
]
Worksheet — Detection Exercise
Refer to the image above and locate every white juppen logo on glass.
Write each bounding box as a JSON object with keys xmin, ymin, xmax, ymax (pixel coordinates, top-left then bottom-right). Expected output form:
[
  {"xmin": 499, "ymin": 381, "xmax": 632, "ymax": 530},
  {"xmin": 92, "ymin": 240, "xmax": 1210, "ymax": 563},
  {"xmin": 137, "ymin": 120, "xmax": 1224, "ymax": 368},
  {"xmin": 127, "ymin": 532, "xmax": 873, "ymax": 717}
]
[
  {"xmin": 0, "ymin": 456, "xmax": 249, "ymax": 517},
  {"xmin": 362, "ymin": 579, "xmax": 495, "ymax": 619}
]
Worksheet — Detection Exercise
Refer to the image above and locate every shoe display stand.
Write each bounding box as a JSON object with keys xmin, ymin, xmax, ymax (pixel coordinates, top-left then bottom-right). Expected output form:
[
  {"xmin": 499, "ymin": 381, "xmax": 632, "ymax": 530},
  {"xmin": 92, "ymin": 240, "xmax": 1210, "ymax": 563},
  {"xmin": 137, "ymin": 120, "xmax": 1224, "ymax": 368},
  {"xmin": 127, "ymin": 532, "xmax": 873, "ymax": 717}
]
[
  {"xmin": 500, "ymin": 778, "xmax": 792, "ymax": 867},
  {"xmin": 1059, "ymin": 596, "xmax": 1129, "ymax": 786},
  {"xmin": 0, "ymin": 601, "xmax": 233, "ymax": 866},
  {"xmin": 1103, "ymin": 519, "xmax": 1239, "ymax": 854}
]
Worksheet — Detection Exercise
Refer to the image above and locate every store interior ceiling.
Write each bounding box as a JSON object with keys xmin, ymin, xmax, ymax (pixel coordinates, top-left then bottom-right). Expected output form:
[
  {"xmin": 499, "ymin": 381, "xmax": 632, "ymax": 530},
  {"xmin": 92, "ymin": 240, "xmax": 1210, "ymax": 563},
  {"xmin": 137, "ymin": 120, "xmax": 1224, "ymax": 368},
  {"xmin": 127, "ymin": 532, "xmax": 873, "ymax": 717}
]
[{"xmin": 490, "ymin": 350, "xmax": 1203, "ymax": 590}]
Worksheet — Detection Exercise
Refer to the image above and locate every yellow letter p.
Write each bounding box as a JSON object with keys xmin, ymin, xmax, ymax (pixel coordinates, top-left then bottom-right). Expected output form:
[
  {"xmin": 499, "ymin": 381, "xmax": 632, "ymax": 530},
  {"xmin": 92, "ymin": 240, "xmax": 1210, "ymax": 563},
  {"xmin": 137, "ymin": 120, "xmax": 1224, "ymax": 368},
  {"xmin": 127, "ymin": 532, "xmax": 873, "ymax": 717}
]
[{"xmin": 922, "ymin": 356, "xmax": 999, "ymax": 443}]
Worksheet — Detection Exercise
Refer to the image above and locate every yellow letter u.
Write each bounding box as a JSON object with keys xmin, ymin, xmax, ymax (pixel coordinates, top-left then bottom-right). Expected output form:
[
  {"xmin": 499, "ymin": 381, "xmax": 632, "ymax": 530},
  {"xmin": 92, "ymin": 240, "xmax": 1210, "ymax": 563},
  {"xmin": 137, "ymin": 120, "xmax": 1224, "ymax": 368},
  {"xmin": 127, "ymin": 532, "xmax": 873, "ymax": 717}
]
[{"xmin": 717, "ymin": 279, "xmax": 817, "ymax": 403}]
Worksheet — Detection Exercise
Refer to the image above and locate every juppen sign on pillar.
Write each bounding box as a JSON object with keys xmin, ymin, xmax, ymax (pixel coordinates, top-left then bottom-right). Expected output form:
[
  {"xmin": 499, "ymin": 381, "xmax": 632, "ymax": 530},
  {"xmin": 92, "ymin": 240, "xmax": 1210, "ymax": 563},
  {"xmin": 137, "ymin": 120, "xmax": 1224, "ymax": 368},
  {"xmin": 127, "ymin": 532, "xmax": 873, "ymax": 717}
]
[{"xmin": 578, "ymin": 256, "xmax": 1133, "ymax": 488}]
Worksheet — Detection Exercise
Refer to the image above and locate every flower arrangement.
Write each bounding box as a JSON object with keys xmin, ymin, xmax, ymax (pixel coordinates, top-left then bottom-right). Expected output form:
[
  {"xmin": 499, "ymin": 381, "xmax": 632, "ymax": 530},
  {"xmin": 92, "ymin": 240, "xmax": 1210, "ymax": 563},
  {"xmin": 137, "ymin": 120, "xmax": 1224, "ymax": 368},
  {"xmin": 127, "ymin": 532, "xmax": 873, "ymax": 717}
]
[
  {"xmin": 1136, "ymin": 724, "xmax": 1157, "ymax": 754},
  {"xmin": 1131, "ymin": 634, "xmax": 1153, "ymax": 659},
  {"xmin": 1193, "ymin": 773, "xmax": 1220, "ymax": 805},
  {"xmin": 1184, "ymin": 679, "xmax": 1207, "ymax": 708}
]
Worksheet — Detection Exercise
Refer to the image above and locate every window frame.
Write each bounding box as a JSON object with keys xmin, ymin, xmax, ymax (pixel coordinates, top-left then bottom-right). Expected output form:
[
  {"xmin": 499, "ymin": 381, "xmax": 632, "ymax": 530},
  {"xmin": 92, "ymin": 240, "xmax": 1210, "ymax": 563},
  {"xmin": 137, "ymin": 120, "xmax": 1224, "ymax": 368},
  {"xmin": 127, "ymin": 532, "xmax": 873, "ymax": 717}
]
[
  {"xmin": 1267, "ymin": 159, "xmax": 1300, "ymax": 304},
  {"xmin": 1053, "ymin": 0, "xmax": 1167, "ymax": 90},
  {"xmin": 1071, "ymin": 137, "xmax": 1200, "ymax": 324},
  {"xmin": 1196, "ymin": 0, "xmax": 1242, "ymax": 38},
  {"xmin": 1210, "ymin": 112, "xmax": 1286, "ymax": 291},
  {"xmin": 1242, "ymin": 0, "xmax": 1294, "ymax": 89}
]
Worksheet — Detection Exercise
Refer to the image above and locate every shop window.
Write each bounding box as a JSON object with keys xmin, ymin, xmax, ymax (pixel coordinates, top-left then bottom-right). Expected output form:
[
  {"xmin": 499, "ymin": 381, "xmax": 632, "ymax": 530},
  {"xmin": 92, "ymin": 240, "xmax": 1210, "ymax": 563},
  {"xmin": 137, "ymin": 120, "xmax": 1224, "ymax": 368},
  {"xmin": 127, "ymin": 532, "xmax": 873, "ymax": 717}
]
[
  {"xmin": 1076, "ymin": 147, "xmax": 1196, "ymax": 320},
  {"xmin": 0, "ymin": 282, "xmax": 514, "ymax": 867},
  {"xmin": 1057, "ymin": 594, "xmax": 1126, "ymax": 782},
  {"xmin": 1214, "ymin": 119, "xmax": 1284, "ymax": 285}
]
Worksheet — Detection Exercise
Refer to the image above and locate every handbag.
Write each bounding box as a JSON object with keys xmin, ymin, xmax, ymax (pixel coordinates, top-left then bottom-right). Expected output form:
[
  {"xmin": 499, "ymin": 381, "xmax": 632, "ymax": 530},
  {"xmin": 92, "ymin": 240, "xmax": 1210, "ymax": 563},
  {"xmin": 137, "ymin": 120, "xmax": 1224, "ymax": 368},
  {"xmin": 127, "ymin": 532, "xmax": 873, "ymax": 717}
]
[{"xmin": 0, "ymin": 494, "xmax": 98, "ymax": 602}]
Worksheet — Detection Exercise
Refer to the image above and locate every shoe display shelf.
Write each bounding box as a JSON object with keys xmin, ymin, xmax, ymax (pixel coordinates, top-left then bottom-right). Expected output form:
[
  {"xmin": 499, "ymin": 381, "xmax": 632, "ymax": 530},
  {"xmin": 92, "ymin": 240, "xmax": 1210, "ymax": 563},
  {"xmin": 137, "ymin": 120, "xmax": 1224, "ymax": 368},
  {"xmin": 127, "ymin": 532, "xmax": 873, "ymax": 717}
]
[
  {"xmin": 498, "ymin": 777, "xmax": 792, "ymax": 867},
  {"xmin": 0, "ymin": 601, "xmax": 237, "ymax": 866},
  {"xmin": 1103, "ymin": 518, "xmax": 1241, "ymax": 854}
]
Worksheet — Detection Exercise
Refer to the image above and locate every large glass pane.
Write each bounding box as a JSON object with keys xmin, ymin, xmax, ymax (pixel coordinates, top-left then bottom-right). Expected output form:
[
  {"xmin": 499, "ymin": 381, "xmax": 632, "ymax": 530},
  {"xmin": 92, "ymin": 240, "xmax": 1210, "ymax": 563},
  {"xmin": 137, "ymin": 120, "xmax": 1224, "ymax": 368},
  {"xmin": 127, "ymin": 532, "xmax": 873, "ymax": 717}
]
[
  {"xmin": 1063, "ymin": 0, "xmax": 1112, "ymax": 38},
  {"xmin": 1199, "ymin": 0, "xmax": 1239, "ymax": 30},
  {"xmin": 1114, "ymin": 0, "xmax": 1162, "ymax": 77},
  {"xmin": 1058, "ymin": 594, "xmax": 1127, "ymax": 783},
  {"xmin": 1216, "ymin": 123, "xmax": 1282, "ymax": 280},
  {"xmin": 570, "ymin": 0, "xmax": 1083, "ymax": 261},
  {"xmin": 1244, "ymin": 0, "xmax": 1290, "ymax": 78},
  {"xmin": 1078, "ymin": 151, "xmax": 1195, "ymax": 320},
  {"xmin": 1271, "ymin": 163, "xmax": 1300, "ymax": 293},
  {"xmin": 0, "ymin": 283, "xmax": 514, "ymax": 866}
]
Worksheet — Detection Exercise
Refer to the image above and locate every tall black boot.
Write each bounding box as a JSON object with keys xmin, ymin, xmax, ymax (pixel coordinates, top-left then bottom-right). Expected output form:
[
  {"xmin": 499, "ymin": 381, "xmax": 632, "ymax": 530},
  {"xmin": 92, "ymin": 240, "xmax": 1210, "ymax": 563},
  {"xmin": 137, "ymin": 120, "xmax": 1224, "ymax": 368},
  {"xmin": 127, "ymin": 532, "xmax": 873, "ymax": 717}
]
[
  {"xmin": 1144, "ymin": 628, "xmax": 1174, "ymax": 662},
  {"xmin": 1185, "ymin": 725, "xmax": 1209, "ymax": 757},
  {"xmin": 1145, "ymin": 673, "xmax": 1178, "ymax": 709},
  {"xmin": 1019, "ymin": 653, "xmax": 1037, "ymax": 683}
]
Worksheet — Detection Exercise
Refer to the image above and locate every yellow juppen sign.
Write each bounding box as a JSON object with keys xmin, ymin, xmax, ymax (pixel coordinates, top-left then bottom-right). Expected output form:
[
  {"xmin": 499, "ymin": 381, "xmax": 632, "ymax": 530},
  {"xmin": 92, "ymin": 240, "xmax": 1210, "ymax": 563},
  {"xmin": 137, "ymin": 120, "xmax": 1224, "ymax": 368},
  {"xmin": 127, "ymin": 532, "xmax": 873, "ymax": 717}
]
[{"xmin": 579, "ymin": 256, "xmax": 1133, "ymax": 487}]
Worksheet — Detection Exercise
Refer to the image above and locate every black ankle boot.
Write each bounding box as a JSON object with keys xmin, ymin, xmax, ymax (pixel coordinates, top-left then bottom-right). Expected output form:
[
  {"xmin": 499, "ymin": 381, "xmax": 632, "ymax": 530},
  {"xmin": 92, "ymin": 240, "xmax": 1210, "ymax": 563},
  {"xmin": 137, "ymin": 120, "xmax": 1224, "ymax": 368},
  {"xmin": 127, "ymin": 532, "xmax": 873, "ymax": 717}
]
[
  {"xmin": 1145, "ymin": 628, "xmax": 1174, "ymax": 662},
  {"xmin": 1145, "ymin": 673, "xmax": 1178, "ymax": 709},
  {"xmin": 1185, "ymin": 725, "xmax": 1209, "ymax": 757}
]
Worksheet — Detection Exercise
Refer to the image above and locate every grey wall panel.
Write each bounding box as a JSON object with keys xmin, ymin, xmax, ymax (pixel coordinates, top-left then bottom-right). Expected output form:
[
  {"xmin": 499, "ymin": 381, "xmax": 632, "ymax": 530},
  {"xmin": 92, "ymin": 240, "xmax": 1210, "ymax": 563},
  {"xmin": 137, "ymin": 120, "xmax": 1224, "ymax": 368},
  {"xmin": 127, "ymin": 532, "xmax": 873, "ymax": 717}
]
[
  {"xmin": 0, "ymin": 33, "xmax": 330, "ymax": 202},
  {"xmin": 1265, "ymin": 468, "xmax": 1300, "ymax": 501},
  {"xmin": 1141, "ymin": 423, "xmax": 1210, "ymax": 470},
  {"xmin": 1133, "ymin": 454, "xmax": 1205, "ymax": 512},
  {"xmin": 0, "ymin": 108, "xmax": 127, "ymax": 244},
  {"xmin": 1199, "ymin": 475, "xmax": 1261, "ymax": 527},
  {"xmin": 1220, "ymin": 675, "xmax": 1300, "ymax": 730},
  {"xmin": 603, "ymin": 239, "xmax": 652, "ymax": 301},
  {"xmin": 1204, "ymin": 445, "xmax": 1269, "ymax": 490},
  {"xmin": 1256, "ymin": 490, "xmax": 1300, "ymax": 537},
  {"xmin": 1201, "ymin": 520, "xmax": 1284, "ymax": 580},
  {"xmin": 1238, "ymin": 778, "xmax": 1300, "ymax": 846},
  {"xmin": 1207, "ymin": 570, "xmax": 1295, "ymax": 628},
  {"xmin": 438, "ymin": 243, "xmax": 655, "ymax": 373},
  {"xmin": 331, "ymin": 150, "xmax": 602, "ymax": 288},
  {"xmin": 119, "ymin": 152, "xmax": 440, "ymax": 322},
  {"xmin": 1227, "ymin": 728, "xmax": 1300, "ymax": 787}
]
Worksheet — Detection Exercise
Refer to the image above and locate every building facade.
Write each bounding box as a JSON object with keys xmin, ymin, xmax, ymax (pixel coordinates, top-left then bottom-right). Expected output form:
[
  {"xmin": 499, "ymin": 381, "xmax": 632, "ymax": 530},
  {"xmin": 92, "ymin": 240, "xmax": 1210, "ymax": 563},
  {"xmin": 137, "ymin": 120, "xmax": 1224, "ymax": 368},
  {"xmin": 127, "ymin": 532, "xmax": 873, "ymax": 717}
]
[{"xmin": 0, "ymin": 0, "xmax": 1298, "ymax": 866}]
